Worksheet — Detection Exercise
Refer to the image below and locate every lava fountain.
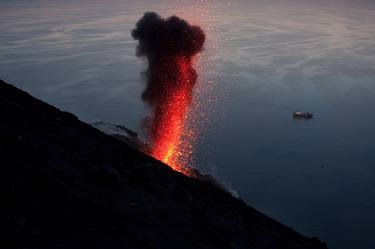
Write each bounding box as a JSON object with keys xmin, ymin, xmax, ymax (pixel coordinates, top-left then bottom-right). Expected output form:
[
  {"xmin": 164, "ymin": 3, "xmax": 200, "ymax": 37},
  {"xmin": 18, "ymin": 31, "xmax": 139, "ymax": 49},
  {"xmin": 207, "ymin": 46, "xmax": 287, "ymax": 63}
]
[{"xmin": 132, "ymin": 12, "xmax": 205, "ymax": 175}]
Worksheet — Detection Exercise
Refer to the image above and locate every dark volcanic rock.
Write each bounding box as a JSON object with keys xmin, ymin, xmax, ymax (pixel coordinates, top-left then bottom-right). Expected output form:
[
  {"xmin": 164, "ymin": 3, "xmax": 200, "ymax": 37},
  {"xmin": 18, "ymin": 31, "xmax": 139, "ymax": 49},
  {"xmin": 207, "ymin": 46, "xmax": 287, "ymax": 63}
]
[
  {"xmin": 91, "ymin": 121, "xmax": 145, "ymax": 150},
  {"xmin": 0, "ymin": 79, "xmax": 328, "ymax": 249}
]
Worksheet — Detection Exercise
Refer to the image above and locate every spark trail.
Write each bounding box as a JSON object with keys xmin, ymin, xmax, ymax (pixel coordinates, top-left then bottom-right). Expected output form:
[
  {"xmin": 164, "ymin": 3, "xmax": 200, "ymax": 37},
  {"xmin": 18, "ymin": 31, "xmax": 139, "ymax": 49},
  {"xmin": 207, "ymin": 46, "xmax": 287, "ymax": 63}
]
[{"xmin": 132, "ymin": 12, "xmax": 205, "ymax": 174}]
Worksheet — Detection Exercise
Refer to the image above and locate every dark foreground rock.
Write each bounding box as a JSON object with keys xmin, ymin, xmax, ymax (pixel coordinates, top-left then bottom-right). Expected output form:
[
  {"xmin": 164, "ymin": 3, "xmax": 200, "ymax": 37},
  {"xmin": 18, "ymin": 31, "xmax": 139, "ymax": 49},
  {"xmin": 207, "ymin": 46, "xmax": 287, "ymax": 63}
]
[{"xmin": 0, "ymin": 79, "xmax": 328, "ymax": 249}]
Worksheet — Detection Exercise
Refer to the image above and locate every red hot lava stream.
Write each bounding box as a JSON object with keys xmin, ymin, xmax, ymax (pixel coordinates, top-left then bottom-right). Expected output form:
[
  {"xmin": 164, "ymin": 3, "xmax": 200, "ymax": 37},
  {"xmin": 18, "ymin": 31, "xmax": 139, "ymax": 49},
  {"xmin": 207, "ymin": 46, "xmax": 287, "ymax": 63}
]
[
  {"xmin": 151, "ymin": 56, "xmax": 196, "ymax": 174},
  {"xmin": 132, "ymin": 12, "xmax": 205, "ymax": 175}
]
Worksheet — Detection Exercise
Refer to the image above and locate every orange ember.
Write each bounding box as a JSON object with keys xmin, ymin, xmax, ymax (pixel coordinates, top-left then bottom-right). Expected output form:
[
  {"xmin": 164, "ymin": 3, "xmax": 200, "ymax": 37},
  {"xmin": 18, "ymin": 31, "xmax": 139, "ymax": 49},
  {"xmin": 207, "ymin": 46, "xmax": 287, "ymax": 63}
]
[
  {"xmin": 150, "ymin": 56, "xmax": 196, "ymax": 175},
  {"xmin": 132, "ymin": 12, "xmax": 206, "ymax": 176}
]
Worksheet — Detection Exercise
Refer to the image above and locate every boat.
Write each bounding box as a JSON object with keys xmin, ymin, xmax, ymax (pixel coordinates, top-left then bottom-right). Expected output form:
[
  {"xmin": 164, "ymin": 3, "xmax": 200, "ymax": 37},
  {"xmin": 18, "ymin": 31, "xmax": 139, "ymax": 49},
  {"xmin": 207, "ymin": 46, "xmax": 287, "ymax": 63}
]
[{"xmin": 293, "ymin": 112, "xmax": 314, "ymax": 119}]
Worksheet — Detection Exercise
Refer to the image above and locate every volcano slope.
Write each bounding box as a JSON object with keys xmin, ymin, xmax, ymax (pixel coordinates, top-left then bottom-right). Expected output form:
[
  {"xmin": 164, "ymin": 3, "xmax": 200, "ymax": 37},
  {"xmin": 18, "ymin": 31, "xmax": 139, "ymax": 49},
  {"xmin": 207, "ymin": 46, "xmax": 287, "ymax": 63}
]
[{"xmin": 0, "ymin": 79, "xmax": 328, "ymax": 249}]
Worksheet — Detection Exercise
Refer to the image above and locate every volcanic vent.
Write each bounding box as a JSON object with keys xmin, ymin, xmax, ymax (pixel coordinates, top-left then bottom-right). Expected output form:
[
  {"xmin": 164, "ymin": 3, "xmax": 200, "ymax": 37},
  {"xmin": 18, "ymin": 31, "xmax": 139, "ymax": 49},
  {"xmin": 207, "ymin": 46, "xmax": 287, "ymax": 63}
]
[{"xmin": 132, "ymin": 12, "xmax": 205, "ymax": 174}]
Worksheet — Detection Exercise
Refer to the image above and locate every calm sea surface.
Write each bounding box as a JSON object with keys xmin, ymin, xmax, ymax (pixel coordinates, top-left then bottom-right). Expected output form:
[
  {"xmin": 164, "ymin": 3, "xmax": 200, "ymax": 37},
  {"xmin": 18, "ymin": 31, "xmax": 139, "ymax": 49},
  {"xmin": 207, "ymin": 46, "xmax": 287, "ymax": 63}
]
[{"xmin": 1, "ymin": 1, "xmax": 375, "ymax": 248}]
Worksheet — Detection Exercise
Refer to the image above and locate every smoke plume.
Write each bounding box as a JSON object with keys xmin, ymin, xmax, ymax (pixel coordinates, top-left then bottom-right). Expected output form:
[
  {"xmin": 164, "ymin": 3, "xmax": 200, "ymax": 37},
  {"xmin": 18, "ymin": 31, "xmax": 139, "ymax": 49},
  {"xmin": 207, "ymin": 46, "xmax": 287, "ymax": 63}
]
[{"xmin": 132, "ymin": 12, "xmax": 205, "ymax": 170}]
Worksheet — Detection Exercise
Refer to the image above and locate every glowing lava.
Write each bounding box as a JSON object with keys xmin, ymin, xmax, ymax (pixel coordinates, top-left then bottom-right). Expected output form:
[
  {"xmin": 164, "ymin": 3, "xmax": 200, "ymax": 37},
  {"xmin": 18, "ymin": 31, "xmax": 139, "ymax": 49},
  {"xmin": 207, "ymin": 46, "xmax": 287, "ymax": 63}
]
[
  {"xmin": 150, "ymin": 56, "xmax": 196, "ymax": 174},
  {"xmin": 132, "ymin": 12, "xmax": 205, "ymax": 175}
]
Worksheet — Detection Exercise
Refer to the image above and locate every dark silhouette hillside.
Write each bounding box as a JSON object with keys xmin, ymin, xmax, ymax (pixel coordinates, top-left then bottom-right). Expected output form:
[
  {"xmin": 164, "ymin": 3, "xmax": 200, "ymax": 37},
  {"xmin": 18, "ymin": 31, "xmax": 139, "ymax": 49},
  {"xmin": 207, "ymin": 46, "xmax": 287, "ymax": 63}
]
[{"xmin": 0, "ymin": 79, "xmax": 328, "ymax": 249}]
